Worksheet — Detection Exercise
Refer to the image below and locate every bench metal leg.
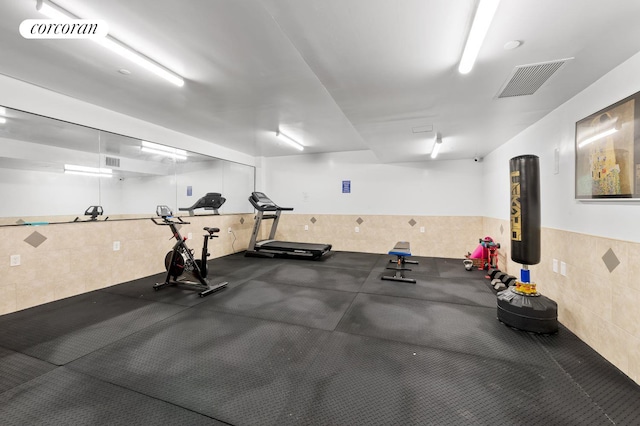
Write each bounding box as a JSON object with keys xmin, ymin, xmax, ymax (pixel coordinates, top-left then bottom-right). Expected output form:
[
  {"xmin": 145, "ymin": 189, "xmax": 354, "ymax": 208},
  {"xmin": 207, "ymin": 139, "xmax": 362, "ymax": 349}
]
[{"xmin": 382, "ymin": 255, "xmax": 417, "ymax": 284}]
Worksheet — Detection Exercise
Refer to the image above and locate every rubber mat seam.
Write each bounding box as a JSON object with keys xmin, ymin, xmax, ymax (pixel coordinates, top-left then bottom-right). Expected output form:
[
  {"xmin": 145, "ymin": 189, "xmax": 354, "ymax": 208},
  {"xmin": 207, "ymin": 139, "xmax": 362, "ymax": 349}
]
[
  {"xmin": 193, "ymin": 301, "xmax": 355, "ymax": 333},
  {"xmin": 61, "ymin": 366, "xmax": 236, "ymax": 425},
  {"xmin": 335, "ymin": 326, "xmax": 561, "ymax": 370},
  {"xmin": 356, "ymin": 290, "xmax": 498, "ymax": 311},
  {"xmin": 56, "ymin": 305, "xmax": 192, "ymax": 366},
  {"xmin": 533, "ymin": 337, "xmax": 617, "ymax": 425}
]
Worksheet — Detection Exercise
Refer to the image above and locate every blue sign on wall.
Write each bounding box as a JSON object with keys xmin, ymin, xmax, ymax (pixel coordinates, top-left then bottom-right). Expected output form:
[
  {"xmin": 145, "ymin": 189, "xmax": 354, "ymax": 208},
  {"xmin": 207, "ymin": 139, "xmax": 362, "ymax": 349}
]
[
  {"xmin": 342, "ymin": 180, "xmax": 351, "ymax": 193},
  {"xmin": 187, "ymin": 186, "xmax": 192, "ymax": 196}
]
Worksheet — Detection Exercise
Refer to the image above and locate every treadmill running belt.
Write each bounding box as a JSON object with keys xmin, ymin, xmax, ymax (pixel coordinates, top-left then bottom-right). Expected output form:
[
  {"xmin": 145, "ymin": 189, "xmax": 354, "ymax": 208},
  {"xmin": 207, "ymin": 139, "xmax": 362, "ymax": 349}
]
[{"xmin": 258, "ymin": 241, "xmax": 331, "ymax": 252}]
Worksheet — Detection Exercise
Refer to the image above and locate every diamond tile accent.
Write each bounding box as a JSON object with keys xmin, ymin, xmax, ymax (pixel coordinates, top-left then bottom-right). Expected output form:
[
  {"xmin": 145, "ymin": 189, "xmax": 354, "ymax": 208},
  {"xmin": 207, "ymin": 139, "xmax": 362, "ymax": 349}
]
[
  {"xmin": 602, "ymin": 248, "xmax": 620, "ymax": 273},
  {"xmin": 24, "ymin": 231, "xmax": 47, "ymax": 248},
  {"xmin": 15, "ymin": 219, "xmax": 25, "ymax": 225},
  {"xmin": 356, "ymin": 217, "xmax": 364, "ymax": 225},
  {"xmin": 310, "ymin": 217, "xmax": 317, "ymax": 224},
  {"xmin": 408, "ymin": 219, "xmax": 417, "ymax": 227},
  {"xmin": 239, "ymin": 217, "xmax": 245, "ymax": 225},
  {"xmin": 500, "ymin": 224, "xmax": 504, "ymax": 234}
]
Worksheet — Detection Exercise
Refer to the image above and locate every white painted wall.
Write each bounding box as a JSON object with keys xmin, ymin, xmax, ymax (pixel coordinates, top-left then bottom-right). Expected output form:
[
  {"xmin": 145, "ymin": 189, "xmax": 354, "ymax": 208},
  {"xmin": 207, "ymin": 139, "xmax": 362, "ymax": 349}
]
[
  {"xmin": 483, "ymin": 50, "xmax": 640, "ymax": 243},
  {"xmin": 0, "ymin": 74, "xmax": 254, "ymax": 167},
  {"xmin": 263, "ymin": 150, "xmax": 485, "ymax": 215}
]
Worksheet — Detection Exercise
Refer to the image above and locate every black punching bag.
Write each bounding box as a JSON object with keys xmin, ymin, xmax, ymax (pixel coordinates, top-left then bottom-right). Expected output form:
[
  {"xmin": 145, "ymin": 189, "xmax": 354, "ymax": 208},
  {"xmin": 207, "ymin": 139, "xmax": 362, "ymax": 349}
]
[
  {"xmin": 500, "ymin": 154, "xmax": 557, "ymax": 334},
  {"xmin": 510, "ymin": 155, "xmax": 540, "ymax": 265}
]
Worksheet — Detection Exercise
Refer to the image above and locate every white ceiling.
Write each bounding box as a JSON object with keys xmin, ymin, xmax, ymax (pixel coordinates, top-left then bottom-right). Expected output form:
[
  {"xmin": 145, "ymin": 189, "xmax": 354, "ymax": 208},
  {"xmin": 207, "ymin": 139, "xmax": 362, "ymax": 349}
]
[{"xmin": 1, "ymin": 0, "xmax": 640, "ymax": 162}]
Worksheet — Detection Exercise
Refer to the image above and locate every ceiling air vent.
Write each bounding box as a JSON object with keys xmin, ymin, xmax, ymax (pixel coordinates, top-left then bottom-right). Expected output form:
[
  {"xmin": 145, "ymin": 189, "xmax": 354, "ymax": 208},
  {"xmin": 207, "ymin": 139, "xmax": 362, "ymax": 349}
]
[
  {"xmin": 105, "ymin": 156, "xmax": 120, "ymax": 167},
  {"xmin": 497, "ymin": 58, "xmax": 573, "ymax": 98}
]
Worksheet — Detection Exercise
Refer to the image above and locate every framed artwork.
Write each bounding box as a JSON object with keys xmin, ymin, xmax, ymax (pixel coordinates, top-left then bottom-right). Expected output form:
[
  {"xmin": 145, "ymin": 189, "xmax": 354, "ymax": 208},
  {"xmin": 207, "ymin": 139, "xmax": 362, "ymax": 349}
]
[{"xmin": 575, "ymin": 91, "xmax": 640, "ymax": 199}]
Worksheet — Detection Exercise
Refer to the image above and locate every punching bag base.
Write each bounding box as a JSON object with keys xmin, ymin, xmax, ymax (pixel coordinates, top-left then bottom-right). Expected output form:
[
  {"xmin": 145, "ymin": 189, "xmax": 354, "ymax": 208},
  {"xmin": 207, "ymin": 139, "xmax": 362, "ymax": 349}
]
[{"xmin": 497, "ymin": 287, "xmax": 558, "ymax": 334}]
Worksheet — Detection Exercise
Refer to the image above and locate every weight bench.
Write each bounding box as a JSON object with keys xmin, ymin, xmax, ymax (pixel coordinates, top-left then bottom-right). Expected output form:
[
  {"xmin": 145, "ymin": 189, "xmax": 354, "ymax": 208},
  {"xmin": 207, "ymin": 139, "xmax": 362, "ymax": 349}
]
[{"xmin": 382, "ymin": 241, "xmax": 418, "ymax": 283}]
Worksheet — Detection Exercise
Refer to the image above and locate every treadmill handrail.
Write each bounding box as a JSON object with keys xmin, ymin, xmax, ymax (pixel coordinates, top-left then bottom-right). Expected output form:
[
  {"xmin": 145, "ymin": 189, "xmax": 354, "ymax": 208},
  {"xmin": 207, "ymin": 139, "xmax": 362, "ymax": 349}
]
[{"xmin": 248, "ymin": 192, "xmax": 294, "ymax": 212}]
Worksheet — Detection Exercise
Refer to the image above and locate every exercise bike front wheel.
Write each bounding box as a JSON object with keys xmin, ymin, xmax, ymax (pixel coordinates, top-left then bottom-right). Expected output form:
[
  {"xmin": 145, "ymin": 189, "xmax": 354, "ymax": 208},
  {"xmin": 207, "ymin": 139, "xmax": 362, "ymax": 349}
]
[{"xmin": 164, "ymin": 251, "xmax": 186, "ymax": 278}]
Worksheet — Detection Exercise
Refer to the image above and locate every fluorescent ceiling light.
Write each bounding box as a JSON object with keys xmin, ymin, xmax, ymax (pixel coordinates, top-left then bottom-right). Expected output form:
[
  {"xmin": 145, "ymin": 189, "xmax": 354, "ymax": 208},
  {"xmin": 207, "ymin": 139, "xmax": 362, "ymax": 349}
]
[
  {"xmin": 276, "ymin": 130, "xmax": 304, "ymax": 151},
  {"xmin": 141, "ymin": 141, "xmax": 188, "ymax": 160},
  {"xmin": 0, "ymin": 106, "xmax": 6, "ymax": 116},
  {"xmin": 141, "ymin": 140, "xmax": 187, "ymax": 155},
  {"xmin": 0, "ymin": 117, "xmax": 6, "ymax": 125},
  {"xmin": 94, "ymin": 38, "xmax": 184, "ymax": 87},
  {"xmin": 141, "ymin": 147, "xmax": 188, "ymax": 160},
  {"xmin": 458, "ymin": 0, "xmax": 501, "ymax": 74},
  {"xmin": 430, "ymin": 136, "xmax": 442, "ymax": 159},
  {"xmin": 36, "ymin": 0, "xmax": 184, "ymax": 87},
  {"xmin": 36, "ymin": 0, "xmax": 71, "ymax": 20},
  {"xmin": 65, "ymin": 170, "xmax": 113, "ymax": 177},
  {"xmin": 64, "ymin": 164, "xmax": 112, "ymax": 177},
  {"xmin": 578, "ymin": 127, "xmax": 619, "ymax": 148}
]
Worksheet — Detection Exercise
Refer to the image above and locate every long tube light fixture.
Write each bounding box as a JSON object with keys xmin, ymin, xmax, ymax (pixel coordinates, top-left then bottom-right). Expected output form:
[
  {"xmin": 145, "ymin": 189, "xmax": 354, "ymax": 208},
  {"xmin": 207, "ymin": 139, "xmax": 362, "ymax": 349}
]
[
  {"xmin": 276, "ymin": 130, "xmax": 305, "ymax": 151},
  {"xmin": 141, "ymin": 140, "xmax": 188, "ymax": 160},
  {"xmin": 64, "ymin": 164, "xmax": 112, "ymax": 177},
  {"xmin": 430, "ymin": 135, "xmax": 442, "ymax": 159},
  {"xmin": 35, "ymin": 0, "xmax": 184, "ymax": 87},
  {"xmin": 458, "ymin": 0, "xmax": 501, "ymax": 74},
  {"xmin": 0, "ymin": 118, "xmax": 6, "ymax": 125}
]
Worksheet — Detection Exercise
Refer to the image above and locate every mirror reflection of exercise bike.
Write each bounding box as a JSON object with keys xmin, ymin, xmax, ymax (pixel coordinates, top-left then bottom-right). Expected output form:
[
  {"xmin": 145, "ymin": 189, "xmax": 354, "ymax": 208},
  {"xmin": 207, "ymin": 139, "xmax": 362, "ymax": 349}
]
[
  {"xmin": 74, "ymin": 206, "xmax": 108, "ymax": 222},
  {"xmin": 151, "ymin": 205, "xmax": 228, "ymax": 297}
]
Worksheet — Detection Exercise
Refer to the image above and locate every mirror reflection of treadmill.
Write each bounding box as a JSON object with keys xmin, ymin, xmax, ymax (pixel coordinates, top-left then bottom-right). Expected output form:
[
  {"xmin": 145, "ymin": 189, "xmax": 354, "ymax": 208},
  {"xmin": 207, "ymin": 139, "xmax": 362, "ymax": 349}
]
[
  {"xmin": 246, "ymin": 192, "xmax": 332, "ymax": 259},
  {"xmin": 179, "ymin": 193, "xmax": 226, "ymax": 216}
]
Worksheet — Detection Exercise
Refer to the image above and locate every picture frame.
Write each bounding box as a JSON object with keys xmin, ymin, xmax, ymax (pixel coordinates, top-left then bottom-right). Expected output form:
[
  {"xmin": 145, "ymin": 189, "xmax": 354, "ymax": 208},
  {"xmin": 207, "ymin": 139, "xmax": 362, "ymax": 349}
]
[{"xmin": 575, "ymin": 90, "xmax": 640, "ymax": 199}]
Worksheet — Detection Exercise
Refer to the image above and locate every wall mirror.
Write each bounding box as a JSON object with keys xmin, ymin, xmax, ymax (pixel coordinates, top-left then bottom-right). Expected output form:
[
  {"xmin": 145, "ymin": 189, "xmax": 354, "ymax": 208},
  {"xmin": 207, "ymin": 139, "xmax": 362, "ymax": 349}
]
[{"xmin": 0, "ymin": 105, "xmax": 255, "ymax": 225}]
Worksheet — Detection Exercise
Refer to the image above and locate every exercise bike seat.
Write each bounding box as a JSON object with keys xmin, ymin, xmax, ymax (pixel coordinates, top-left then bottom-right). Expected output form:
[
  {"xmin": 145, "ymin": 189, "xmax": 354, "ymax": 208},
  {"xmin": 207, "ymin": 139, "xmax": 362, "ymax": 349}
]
[{"xmin": 204, "ymin": 227, "xmax": 220, "ymax": 234}]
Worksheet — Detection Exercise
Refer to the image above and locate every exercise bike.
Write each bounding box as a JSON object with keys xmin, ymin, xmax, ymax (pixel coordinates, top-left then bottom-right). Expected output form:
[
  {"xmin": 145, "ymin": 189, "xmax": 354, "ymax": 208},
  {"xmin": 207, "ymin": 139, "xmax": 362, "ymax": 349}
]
[{"xmin": 151, "ymin": 205, "xmax": 228, "ymax": 297}]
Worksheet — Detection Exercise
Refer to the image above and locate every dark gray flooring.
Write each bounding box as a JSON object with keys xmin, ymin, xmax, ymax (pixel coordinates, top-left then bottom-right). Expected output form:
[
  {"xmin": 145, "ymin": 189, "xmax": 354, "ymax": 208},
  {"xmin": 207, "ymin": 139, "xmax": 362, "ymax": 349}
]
[{"xmin": 0, "ymin": 250, "xmax": 639, "ymax": 425}]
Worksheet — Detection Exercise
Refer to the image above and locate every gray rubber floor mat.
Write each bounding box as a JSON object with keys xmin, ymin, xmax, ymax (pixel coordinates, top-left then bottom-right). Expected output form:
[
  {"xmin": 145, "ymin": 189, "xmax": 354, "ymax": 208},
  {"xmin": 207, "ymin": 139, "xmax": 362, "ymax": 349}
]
[
  {"xmin": 277, "ymin": 331, "xmax": 613, "ymax": 426},
  {"xmin": 0, "ymin": 367, "xmax": 225, "ymax": 425},
  {"xmin": 336, "ymin": 293, "xmax": 551, "ymax": 366},
  {"xmin": 101, "ymin": 262, "xmax": 280, "ymax": 307},
  {"xmin": 254, "ymin": 262, "xmax": 369, "ymax": 292},
  {"xmin": 361, "ymin": 268, "xmax": 497, "ymax": 308},
  {"xmin": 4, "ymin": 253, "xmax": 639, "ymax": 426},
  {"xmin": 315, "ymin": 251, "xmax": 383, "ymax": 270},
  {"xmin": 0, "ymin": 291, "xmax": 186, "ymax": 365},
  {"xmin": 533, "ymin": 333, "xmax": 640, "ymax": 425},
  {"xmin": 100, "ymin": 274, "xmax": 212, "ymax": 307},
  {"xmin": 435, "ymin": 256, "xmax": 492, "ymax": 279},
  {"xmin": 68, "ymin": 310, "xmax": 330, "ymax": 426},
  {"xmin": 0, "ymin": 346, "xmax": 56, "ymax": 394},
  {"xmin": 196, "ymin": 279, "xmax": 356, "ymax": 330}
]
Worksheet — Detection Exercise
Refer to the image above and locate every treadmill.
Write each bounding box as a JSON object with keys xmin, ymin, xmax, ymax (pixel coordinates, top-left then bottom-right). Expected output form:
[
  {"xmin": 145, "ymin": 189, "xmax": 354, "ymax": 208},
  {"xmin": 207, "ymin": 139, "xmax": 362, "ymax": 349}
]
[{"xmin": 246, "ymin": 192, "xmax": 332, "ymax": 259}]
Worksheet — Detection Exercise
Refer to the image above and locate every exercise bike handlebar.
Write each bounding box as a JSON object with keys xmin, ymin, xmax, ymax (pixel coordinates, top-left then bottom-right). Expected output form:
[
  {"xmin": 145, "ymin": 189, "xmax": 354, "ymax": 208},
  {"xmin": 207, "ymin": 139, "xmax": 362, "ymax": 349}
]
[
  {"xmin": 151, "ymin": 205, "xmax": 189, "ymax": 225},
  {"xmin": 151, "ymin": 206, "xmax": 221, "ymax": 236},
  {"xmin": 151, "ymin": 216, "xmax": 189, "ymax": 226}
]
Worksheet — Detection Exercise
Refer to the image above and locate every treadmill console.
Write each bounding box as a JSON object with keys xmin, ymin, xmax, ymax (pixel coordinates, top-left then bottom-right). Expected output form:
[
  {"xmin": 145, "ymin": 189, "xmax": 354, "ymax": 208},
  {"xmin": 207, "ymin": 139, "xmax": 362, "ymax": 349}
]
[{"xmin": 249, "ymin": 192, "xmax": 280, "ymax": 211}]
